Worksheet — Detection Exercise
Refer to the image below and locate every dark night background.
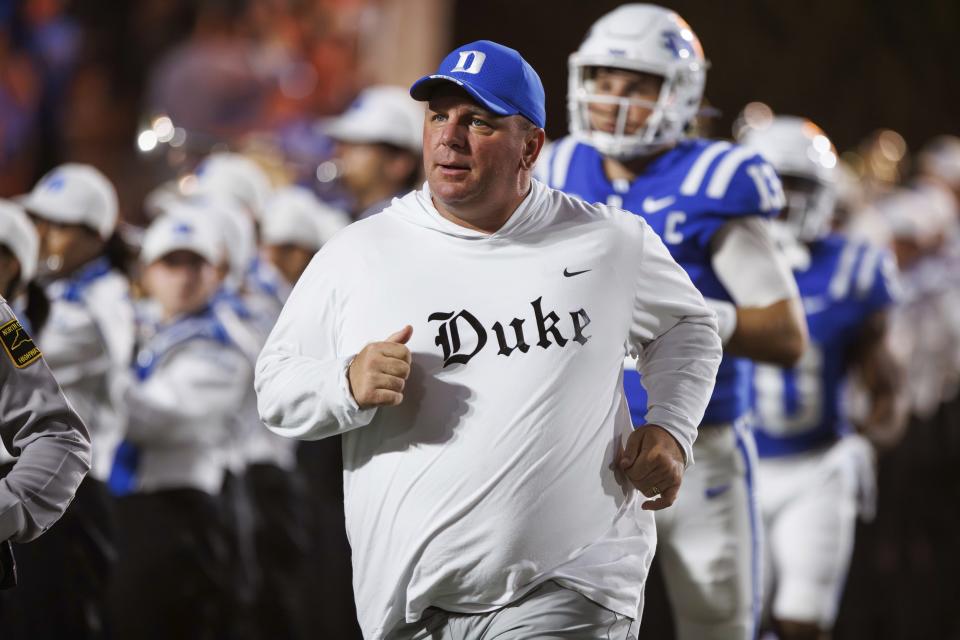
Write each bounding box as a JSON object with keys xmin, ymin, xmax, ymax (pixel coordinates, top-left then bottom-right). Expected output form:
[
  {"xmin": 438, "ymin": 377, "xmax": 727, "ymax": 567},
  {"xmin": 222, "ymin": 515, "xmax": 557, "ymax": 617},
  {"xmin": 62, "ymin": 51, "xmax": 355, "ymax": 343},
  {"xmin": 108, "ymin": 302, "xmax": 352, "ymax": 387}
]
[{"xmin": 453, "ymin": 0, "xmax": 960, "ymax": 152}]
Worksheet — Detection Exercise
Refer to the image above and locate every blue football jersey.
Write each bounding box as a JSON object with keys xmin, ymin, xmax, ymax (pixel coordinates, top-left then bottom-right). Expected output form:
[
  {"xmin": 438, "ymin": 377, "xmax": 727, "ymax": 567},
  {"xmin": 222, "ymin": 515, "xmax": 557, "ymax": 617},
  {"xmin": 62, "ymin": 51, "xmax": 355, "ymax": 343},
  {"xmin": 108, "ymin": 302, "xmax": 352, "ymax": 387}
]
[
  {"xmin": 538, "ymin": 136, "xmax": 785, "ymax": 425},
  {"xmin": 752, "ymin": 235, "xmax": 899, "ymax": 457}
]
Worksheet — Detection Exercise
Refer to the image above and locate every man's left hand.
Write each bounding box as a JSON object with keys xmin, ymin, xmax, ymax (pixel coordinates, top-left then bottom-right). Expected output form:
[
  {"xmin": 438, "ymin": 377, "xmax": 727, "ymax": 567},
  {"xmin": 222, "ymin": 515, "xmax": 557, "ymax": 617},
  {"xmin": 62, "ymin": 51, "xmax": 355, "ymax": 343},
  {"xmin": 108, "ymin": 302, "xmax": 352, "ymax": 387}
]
[{"xmin": 617, "ymin": 424, "xmax": 685, "ymax": 511}]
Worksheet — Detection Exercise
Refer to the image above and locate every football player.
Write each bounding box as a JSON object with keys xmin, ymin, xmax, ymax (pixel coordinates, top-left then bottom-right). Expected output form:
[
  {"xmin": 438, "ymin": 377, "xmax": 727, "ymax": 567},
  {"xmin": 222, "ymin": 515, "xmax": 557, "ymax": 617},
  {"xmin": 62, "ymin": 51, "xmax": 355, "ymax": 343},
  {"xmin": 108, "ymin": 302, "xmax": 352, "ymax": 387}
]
[
  {"xmin": 107, "ymin": 212, "xmax": 250, "ymax": 637},
  {"xmin": 740, "ymin": 116, "xmax": 907, "ymax": 640},
  {"xmin": 538, "ymin": 5, "xmax": 808, "ymax": 639},
  {"xmin": 7, "ymin": 164, "xmax": 134, "ymax": 638}
]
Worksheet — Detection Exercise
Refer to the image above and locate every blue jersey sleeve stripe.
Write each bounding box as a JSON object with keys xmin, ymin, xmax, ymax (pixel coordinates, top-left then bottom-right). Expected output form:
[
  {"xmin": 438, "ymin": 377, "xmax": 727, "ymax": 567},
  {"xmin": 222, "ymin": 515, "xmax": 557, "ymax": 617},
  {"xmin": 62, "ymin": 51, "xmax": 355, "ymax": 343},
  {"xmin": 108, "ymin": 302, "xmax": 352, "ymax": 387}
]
[
  {"xmin": 550, "ymin": 136, "xmax": 579, "ymax": 190},
  {"xmin": 532, "ymin": 141, "xmax": 554, "ymax": 184},
  {"xmin": 679, "ymin": 141, "xmax": 731, "ymax": 196},
  {"xmin": 828, "ymin": 240, "xmax": 859, "ymax": 300},
  {"xmin": 706, "ymin": 146, "xmax": 757, "ymax": 199}
]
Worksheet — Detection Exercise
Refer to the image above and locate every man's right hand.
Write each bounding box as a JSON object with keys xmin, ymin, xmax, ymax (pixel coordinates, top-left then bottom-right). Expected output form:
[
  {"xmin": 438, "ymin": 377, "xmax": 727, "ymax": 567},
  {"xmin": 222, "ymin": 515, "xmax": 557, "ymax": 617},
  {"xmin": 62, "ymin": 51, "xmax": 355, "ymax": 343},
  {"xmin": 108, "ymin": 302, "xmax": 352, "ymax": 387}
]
[{"xmin": 348, "ymin": 326, "xmax": 413, "ymax": 409}]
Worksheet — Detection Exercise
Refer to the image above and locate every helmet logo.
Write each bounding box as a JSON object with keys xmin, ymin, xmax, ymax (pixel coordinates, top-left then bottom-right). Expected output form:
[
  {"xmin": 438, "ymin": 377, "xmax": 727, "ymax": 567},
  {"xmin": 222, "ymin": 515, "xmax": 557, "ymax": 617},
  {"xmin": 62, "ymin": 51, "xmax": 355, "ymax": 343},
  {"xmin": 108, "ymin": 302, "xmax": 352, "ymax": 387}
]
[
  {"xmin": 451, "ymin": 51, "xmax": 486, "ymax": 75},
  {"xmin": 347, "ymin": 95, "xmax": 366, "ymax": 112},
  {"xmin": 661, "ymin": 31, "xmax": 694, "ymax": 59},
  {"xmin": 42, "ymin": 174, "xmax": 66, "ymax": 192}
]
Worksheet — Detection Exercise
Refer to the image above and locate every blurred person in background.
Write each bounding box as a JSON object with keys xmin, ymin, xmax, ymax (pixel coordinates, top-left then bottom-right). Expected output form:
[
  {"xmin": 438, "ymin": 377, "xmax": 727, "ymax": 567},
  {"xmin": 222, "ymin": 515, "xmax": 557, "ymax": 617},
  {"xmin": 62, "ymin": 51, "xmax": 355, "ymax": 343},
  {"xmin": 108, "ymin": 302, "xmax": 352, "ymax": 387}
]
[
  {"xmin": 195, "ymin": 151, "xmax": 273, "ymax": 228},
  {"xmin": 915, "ymin": 137, "xmax": 960, "ymax": 403},
  {"xmin": 740, "ymin": 116, "xmax": 907, "ymax": 640},
  {"xmin": 194, "ymin": 151, "xmax": 284, "ymax": 319},
  {"xmin": 2, "ymin": 162, "xmax": 134, "ymax": 639},
  {"xmin": 260, "ymin": 184, "xmax": 349, "ymax": 297},
  {"xmin": 325, "ymin": 84, "xmax": 423, "ymax": 220},
  {"xmin": 198, "ymin": 152, "xmax": 358, "ymax": 637},
  {"xmin": 852, "ymin": 139, "xmax": 960, "ymax": 420},
  {"xmin": 0, "ymin": 198, "xmax": 90, "ymax": 613},
  {"xmin": 107, "ymin": 212, "xmax": 249, "ymax": 639},
  {"xmin": 234, "ymin": 185, "xmax": 349, "ymax": 639},
  {"xmin": 539, "ymin": 5, "xmax": 807, "ymax": 639},
  {"xmin": 0, "ymin": 293, "xmax": 90, "ymax": 603},
  {"xmin": 876, "ymin": 190, "xmax": 960, "ymax": 419},
  {"xmin": 194, "ymin": 167, "xmax": 278, "ymax": 636},
  {"xmin": 112, "ymin": 193, "xmax": 266, "ymax": 636},
  {"xmin": 0, "ymin": 199, "xmax": 47, "ymax": 332},
  {"xmin": 0, "ymin": 199, "xmax": 91, "ymax": 559},
  {"xmin": 916, "ymin": 136, "xmax": 960, "ymax": 212}
]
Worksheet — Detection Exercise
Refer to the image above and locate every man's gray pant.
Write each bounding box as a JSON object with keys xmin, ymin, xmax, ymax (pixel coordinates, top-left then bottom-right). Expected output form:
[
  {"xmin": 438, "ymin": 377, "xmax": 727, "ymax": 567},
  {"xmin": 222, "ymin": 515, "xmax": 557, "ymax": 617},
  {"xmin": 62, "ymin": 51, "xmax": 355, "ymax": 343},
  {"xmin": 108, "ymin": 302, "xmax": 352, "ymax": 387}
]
[{"xmin": 386, "ymin": 581, "xmax": 636, "ymax": 640}]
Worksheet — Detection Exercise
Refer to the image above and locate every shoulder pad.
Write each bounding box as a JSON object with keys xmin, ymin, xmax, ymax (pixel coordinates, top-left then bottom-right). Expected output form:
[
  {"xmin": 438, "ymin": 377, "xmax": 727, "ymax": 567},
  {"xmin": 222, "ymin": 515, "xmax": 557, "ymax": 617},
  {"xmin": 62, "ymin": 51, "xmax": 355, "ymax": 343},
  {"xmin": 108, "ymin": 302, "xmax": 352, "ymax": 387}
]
[
  {"xmin": 680, "ymin": 141, "xmax": 785, "ymax": 217},
  {"xmin": 541, "ymin": 136, "xmax": 583, "ymax": 190}
]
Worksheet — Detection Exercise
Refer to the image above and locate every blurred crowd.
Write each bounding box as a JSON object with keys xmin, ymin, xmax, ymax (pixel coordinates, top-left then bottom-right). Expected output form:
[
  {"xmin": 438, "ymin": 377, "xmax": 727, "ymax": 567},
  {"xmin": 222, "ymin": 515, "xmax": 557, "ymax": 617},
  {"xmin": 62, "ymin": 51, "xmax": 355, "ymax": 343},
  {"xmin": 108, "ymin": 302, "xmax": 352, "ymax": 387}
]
[
  {"xmin": 0, "ymin": 1, "xmax": 959, "ymax": 639},
  {"xmin": 0, "ymin": 0, "xmax": 389, "ymax": 219}
]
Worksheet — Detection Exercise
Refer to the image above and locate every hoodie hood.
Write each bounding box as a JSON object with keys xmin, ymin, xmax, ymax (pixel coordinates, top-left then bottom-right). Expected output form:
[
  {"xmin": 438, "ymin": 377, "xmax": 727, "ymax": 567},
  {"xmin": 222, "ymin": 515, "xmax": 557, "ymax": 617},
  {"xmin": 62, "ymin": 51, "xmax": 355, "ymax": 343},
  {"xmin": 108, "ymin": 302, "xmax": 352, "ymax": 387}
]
[{"xmin": 386, "ymin": 179, "xmax": 554, "ymax": 240}]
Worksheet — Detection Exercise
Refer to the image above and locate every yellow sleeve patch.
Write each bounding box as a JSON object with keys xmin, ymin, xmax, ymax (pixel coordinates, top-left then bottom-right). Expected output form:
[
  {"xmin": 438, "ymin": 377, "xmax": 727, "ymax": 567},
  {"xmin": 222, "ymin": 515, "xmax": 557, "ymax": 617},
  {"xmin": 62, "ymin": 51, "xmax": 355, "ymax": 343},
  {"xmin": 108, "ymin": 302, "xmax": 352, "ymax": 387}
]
[{"xmin": 0, "ymin": 319, "xmax": 42, "ymax": 369}]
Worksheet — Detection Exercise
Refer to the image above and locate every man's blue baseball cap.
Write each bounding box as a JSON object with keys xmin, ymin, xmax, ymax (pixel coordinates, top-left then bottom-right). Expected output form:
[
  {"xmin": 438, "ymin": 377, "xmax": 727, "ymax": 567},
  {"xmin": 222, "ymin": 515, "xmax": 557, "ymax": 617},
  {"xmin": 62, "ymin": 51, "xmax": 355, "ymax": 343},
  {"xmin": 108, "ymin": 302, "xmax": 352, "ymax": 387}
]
[{"xmin": 410, "ymin": 40, "xmax": 546, "ymax": 129}]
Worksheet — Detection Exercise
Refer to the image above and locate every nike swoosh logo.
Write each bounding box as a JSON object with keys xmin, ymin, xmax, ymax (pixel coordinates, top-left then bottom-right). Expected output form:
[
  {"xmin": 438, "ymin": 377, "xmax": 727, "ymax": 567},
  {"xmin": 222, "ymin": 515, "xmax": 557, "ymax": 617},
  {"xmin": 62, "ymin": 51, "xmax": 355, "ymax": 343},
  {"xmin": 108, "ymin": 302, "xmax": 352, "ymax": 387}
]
[
  {"xmin": 642, "ymin": 195, "xmax": 676, "ymax": 214},
  {"xmin": 563, "ymin": 268, "xmax": 592, "ymax": 277},
  {"xmin": 704, "ymin": 483, "xmax": 731, "ymax": 499}
]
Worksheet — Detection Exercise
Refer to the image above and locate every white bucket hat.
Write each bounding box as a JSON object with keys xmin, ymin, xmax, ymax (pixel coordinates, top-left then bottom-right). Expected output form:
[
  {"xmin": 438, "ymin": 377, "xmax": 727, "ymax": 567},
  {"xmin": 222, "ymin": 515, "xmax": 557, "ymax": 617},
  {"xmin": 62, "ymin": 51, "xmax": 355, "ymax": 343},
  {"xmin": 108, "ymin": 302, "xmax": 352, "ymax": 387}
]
[
  {"xmin": 0, "ymin": 199, "xmax": 40, "ymax": 286},
  {"xmin": 194, "ymin": 152, "xmax": 273, "ymax": 221},
  {"xmin": 140, "ymin": 208, "xmax": 223, "ymax": 267},
  {"xmin": 325, "ymin": 85, "xmax": 424, "ymax": 153},
  {"xmin": 261, "ymin": 186, "xmax": 350, "ymax": 250},
  {"xmin": 20, "ymin": 163, "xmax": 119, "ymax": 239}
]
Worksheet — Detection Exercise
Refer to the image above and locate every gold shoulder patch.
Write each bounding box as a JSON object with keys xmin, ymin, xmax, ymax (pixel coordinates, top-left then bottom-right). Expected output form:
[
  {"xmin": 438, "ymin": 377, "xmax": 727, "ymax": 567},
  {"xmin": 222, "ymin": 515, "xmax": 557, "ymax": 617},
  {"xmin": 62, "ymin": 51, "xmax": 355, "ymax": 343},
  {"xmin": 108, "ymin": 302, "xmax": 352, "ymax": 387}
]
[{"xmin": 0, "ymin": 319, "xmax": 42, "ymax": 369}]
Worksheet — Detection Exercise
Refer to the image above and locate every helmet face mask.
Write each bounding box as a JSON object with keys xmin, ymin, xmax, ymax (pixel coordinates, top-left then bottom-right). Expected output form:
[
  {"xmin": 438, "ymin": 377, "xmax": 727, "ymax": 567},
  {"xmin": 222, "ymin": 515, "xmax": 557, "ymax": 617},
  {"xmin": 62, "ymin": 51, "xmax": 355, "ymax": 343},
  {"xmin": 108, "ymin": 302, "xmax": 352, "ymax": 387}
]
[
  {"xmin": 568, "ymin": 4, "xmax": 708, "ymax": 160},
  {"xmin": 739, "ymin": 116, "xmax": 839, "ymax": 243},
  {"xmin": 778, "ymin": 173, "xmax": 837, "ymax": 242}
]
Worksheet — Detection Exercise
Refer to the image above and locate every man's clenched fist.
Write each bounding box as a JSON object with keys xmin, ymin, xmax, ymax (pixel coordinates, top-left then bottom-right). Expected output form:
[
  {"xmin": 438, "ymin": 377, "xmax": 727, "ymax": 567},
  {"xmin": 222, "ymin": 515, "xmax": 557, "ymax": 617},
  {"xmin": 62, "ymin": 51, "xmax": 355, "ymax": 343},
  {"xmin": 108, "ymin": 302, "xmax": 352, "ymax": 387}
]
[
  {"xmin": 617, "ymin": 424, "xmax": 686, "ymax": 511},
  {"xmin": 348, "ymin": 326, "xmax": 413, "ymax": 409}
]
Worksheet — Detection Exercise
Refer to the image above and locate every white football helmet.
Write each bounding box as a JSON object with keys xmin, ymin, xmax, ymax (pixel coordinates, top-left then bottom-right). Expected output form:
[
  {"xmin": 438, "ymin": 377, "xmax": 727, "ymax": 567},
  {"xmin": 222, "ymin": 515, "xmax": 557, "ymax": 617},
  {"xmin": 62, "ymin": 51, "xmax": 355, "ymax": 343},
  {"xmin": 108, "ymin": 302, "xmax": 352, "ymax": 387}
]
[
  {"xmin": 740, "ymin": 115, "xmax": 838, "ymax": 242},
  {"xmin": 918, "ymin": 135, "xmax": 960, "ymax": 188},
  {"xmin": 568, "ymin": 4, "xmax": 708, "ymax": 159}
]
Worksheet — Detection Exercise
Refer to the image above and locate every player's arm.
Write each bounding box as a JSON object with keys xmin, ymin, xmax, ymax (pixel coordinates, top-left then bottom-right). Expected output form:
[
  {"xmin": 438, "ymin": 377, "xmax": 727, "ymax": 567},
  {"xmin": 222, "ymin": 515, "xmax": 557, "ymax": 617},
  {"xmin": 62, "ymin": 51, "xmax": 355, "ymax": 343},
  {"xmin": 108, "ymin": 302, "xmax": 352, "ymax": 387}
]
[
  {"xmin": 845, "ymin": 310, "xmax": 908, "ymax": 450},
  {"xmin": 709, "ymin": 216, "xmax": 808, "ymax": 366},
  {"xmin": 0, "ymin": 305, "xmax": 91, "ymax": 543},
  {"xmin": 622, "ymin": 217, "xmax": 723, "ymax": 509},
  {"xmin": 255, "ymin": 243, "xmax": 403, "ymax": 440}
]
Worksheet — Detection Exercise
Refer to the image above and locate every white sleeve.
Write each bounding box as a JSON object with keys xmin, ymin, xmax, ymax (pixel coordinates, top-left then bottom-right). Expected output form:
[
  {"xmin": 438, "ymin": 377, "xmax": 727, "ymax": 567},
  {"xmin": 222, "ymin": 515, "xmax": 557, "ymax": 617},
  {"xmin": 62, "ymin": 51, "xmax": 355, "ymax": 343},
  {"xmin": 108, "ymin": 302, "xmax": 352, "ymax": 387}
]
[
  {"xmin": 254, "ymin": 247, "xmax": 377, "ymax": 441},
  {"xmin": 86, "ymin": 275, "xmax": 136, "ymax": 369},
  {"xmin": 710, "ymin": 217, "xmax": 799, "ymax": 307},
  {"xmin": 629, "ymin": 218, "xmax": 723, "ymax": 467},
  {"xmin": 124, "ymin": 346, "xmax": 250, "ymax": 446},
  {"xmin": 0, "ymin": 304, "xmax": 91, "ymax": 543}
]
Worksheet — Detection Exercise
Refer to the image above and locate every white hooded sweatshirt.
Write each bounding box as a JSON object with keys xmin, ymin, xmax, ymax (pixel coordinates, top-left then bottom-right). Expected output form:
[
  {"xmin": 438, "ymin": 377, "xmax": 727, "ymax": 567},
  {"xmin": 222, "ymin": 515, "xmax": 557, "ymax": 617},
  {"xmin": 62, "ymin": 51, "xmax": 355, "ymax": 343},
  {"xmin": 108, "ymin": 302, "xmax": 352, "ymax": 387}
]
[{"xmin": 255, "ymin": 180, "xmax": 721, "ymax": 639}]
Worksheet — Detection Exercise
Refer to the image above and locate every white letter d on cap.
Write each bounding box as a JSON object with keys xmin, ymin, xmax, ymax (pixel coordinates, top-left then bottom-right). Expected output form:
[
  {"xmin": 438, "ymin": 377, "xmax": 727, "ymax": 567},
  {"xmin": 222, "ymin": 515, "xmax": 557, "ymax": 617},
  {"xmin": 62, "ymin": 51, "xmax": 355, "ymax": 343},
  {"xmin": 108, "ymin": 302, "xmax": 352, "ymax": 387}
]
[{"xmin": 451, "ymin": 51, "xmax": 486, "ymax": 74}]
